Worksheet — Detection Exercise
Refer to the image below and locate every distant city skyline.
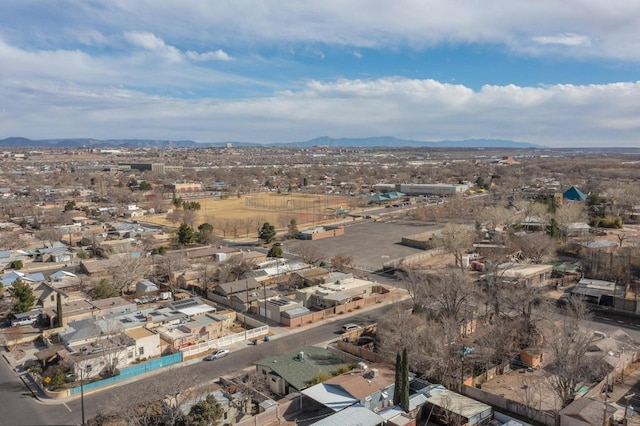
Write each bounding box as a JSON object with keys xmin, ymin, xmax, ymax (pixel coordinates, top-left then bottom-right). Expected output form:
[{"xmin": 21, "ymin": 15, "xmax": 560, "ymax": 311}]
[{"xmin": 1, "ymin": 1, "xmax": 640, "ymax": 147}]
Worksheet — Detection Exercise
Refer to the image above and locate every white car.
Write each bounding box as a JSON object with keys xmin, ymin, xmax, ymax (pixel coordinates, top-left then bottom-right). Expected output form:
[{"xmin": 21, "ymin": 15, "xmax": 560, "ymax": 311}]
[{"xmin": 204, "ymin": 349, "xmax": 230, "ymax": 361}]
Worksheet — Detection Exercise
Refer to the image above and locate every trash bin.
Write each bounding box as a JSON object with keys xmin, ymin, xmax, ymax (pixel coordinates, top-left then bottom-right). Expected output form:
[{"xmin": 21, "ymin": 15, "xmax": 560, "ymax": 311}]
[
  {"xmin": 264, "ymin": 335, "xmax": 270, "ymax": 342},
  {"xmin": 252, "ymin": 339, "xmax": 258, "ymax": 345}
]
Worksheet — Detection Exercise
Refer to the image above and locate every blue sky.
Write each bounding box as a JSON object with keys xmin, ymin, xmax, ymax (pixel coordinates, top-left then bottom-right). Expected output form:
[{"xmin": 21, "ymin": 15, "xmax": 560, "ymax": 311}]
[{"xmin": 1, "ymin": 1, "xmax": 640, "ymax": 147}]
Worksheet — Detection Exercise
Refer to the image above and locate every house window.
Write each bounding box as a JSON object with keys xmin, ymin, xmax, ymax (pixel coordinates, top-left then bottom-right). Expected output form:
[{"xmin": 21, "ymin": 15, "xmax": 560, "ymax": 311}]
[
  {"xmin": 50, "ymin": 295, "xmax": 55, "ymax": 302},
  {"xmin": 138, "ymin": 347, "xmax": 144, "ymax": 356},
  {"xmin": 85, "ymin": 365, "xmax": 92, "ymax": 372},
  {"xmin": 128, "ymin": 350, "xmax": 134, "ymax": 359},
  {"xmin": 223, "ymin": 413, "xmax": 227, "ymax": 420}
]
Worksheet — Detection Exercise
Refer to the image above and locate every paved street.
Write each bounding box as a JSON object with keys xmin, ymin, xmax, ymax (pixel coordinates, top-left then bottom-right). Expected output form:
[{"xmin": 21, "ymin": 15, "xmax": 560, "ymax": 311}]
[{"xmin": 1, "ymin": 304, "xmax": 393, "ymax": 425}]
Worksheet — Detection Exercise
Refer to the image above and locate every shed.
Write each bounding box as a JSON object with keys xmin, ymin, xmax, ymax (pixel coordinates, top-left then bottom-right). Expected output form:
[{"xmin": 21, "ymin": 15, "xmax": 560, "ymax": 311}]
[{"xmin": 136, "ymin": 279, "xmax": 159, "ymax": 296}]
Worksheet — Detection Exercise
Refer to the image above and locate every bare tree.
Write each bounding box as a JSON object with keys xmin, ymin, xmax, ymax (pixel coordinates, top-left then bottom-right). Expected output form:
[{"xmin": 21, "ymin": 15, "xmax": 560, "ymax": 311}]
[
  {"xmin": 555, "ymin": 202, "xmax": 588, "ymax": 227},
  {"xmin": 330, "ymin": 253, "xmax": 354, "ymax": 271},
  {"xmin": 109, "ymin": 248, "xmax": 151, "ymax": 295},
  {"xmin": 183, "ymin": 210, "xmax": 198, "ymax": 229},
  {"xmin": 394, "ymin": 266, "xmax": 428, "ymax": 311},
  {"xmin": 152, "ymin": 252, "xmax": 189, "ymax": 292},
  {"xmin": 440, "ymin": 223, "xmax": 475, "ymax": 270},
  {"xmin": 34, "ymin": 227, "xmax": 64, "ymax": 247},
  {"xmin": 422, "ymin": 269, "xmax": 476, "ymax": 324},
  {"xmin": 0, "ymin": 232, "xmax": 25, "ymax": 250},
  {"xmin": 216, "ymin": 257, "xmax": 255, "ymax": 283},
  {"xmin": 291, "ymin": 243, "xmax": 325, "ymax": 265},
  {"xmin": 165, "ymin": 210, "xmax": 185, "ymax": 226},
  {"xmin": 479, "ymin": 205, "xmax": 513, "ymax": 230},
  {"xmin": 544, "ymin": 297, "xmax": 606, "ymax": 408},
  {"xmin": 515, "ymin": 232, "xmax": 557, "ymax": 263},
  {"xmin": 95, "ymin": 368, "xmax": 202, "ymax": 425},
  {"xmin": 242, "ymin": 218, "xmax": 256, "ymax": 237}
]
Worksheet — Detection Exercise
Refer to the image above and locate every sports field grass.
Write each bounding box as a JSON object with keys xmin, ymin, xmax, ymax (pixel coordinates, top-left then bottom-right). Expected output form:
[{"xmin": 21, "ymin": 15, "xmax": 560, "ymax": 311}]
[{"xmin": 144, "ymin": 192, "xmax": 362, "ymax": 237}]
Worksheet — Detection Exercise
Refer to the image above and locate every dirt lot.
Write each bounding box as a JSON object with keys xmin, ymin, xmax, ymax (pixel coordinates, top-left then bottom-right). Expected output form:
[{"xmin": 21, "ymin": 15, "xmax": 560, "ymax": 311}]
[
  {"xmin": 145, "ymin": 192, "xmax": 359, "ymax": 235},
  {"xmin": 284, "ymin": 221, "xmax": 445, "ymax": 272}
]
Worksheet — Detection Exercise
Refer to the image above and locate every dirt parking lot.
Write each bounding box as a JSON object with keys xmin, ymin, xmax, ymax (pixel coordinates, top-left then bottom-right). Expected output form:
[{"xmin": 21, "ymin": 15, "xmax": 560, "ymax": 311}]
[{"xmin": 285, "ymin": 221, "xmax": 443, "ymax": 271}]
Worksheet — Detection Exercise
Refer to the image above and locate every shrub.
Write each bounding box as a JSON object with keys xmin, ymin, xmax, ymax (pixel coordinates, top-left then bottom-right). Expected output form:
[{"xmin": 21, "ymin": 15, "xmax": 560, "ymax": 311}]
[{"xmin": 307, "ymin": 372, "xmax": 332, "ymax": 386}]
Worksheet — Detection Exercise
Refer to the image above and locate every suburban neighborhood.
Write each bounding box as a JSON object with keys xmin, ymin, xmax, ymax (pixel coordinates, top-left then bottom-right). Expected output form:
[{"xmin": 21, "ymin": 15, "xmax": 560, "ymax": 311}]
[{"xmin": 0, "ymin": 144, "xmax": 639, "ymax": 426}]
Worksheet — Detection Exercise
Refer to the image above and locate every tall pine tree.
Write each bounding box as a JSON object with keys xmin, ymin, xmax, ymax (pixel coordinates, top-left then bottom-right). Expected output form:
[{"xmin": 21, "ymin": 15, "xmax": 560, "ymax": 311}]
[
  {"xmin": 400, "ymin": 348, "xmax": 410, "ymax": 412},
  {"xmin": 56, "ymin": 293, "xmax": 63, "ymax": 327},
  {"xmin": 393, "ymin": 351, "xmax": 402, "ymax": 406}
]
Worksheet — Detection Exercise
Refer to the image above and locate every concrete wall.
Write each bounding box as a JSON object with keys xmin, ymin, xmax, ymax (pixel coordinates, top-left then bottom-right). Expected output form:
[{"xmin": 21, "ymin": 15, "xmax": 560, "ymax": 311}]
[
  {"xmin": 464, "ymin": 385, "xmax": 556, "ymax": 426},
  {"xmin": 235, "ymin": 398, "xmax": 294, "ymax": 426},
  {"xmin": 384, "ymin": 248, "xmax": 445, "ymax": 269},
  {"xmin": 282, "ymin": 292, "xmax": 392, "ymax": 328}
]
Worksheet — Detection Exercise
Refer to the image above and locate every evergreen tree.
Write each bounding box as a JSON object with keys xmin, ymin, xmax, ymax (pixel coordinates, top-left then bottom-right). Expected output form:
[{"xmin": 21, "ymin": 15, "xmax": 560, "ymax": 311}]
[
  {"xmin": 56, "ymin": 293, "xmax": 63, "ymax": 327},
  {"xmin": 9, "ymin": 278, "xmax": 35, "ymax": 314},
  {"xmin": 547, "ymin": 218, "xmax": 560, "ymax": 238},
  {"xmin": 267, "ymin": 245, "xmax": 283, "ymax": 258},
  {"xmin": 197, "ymin": 222, "xmax": 214, "ymax": 243},
  {"xmin": 258, "ymin": 222, "xmax": 276, "ymax": 244},
  {"xmin": 400, "ymin": 348, "xmax": 410, "ymax": 412},
  {"xmin": 393, "ymin": 351, "xmax": 402, "ymax": 406},
  {"xmin": 287, "ymin": 218, "xmax": 299, "ymax": 239},
  {"xmin": 177, "ymin": 223, "xmax": 196, "ymax": 246},
  {"xmin": 186, "ymin": 394, "xmax": 223, "ymax": 426},
  {"xmin": 49, "ymin": 367, "xmax": 66, "ymax": 391}
]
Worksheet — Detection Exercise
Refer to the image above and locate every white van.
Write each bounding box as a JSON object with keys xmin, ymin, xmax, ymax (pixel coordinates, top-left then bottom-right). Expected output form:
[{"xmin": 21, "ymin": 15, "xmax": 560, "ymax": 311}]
[
  {"xmin": 12, "ymin": 317, "xmax": 37, "ymax": 327},
  {"xmin": 341, "ymin": 323, "xmax": 361, "ymax": 333}
]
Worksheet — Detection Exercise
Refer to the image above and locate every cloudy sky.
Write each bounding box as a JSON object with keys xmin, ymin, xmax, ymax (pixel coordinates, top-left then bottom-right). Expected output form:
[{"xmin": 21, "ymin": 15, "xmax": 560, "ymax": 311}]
[{"xmin": 2, "ymin": 1, "xmax": 640, "ymax": 147}]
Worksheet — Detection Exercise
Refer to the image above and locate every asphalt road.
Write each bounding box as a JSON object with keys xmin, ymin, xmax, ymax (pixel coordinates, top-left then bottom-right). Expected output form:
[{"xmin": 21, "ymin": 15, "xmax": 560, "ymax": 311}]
[
  {"xmin": 1, "ymin": 305, "xmax": 392, "ymax": 426},
  {"xmin": 0, "ymin": 357, "xmax": 51, "ymax": 426},
  {"xmin": 7, "ymin": 298, "xmax": 640, "ymax": 425}
]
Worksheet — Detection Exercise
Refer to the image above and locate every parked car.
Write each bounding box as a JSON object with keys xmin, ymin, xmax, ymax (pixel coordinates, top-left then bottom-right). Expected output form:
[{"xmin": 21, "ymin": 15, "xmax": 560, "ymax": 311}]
[
  {"xmin": 204, "ymin": 349, "xmax": 230, "ymax": 361},
  {"xmin": 341, "ymin": 323, "xmax": 361, "ymax": 333}
]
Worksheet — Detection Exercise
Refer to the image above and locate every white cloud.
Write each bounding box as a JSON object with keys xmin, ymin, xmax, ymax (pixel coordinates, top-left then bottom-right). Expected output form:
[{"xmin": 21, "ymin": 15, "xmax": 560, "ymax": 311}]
[
  {"xmin": 353, "ymin": 51, "xmax": 363, "ymax": 59},
  {"xmin": 2, "ymin": 71, "xmax": 640, "ymax": 147},
  {"xmin": 185, "ymin": 49, "xmax": 231, "ymax": 61},
  {"xmin": 532, "ymin": 33, "xmax": 591, "ymax": 47},
  {"xmin": 27, "ymin": 0, "xmax": 639, "ymax": 61},
  {"xmin": 123, "ymin": 31, "xmax": 182, "ymax": 62},
  {"xmin": 124, "ymin": 31, "xmax": 230, "ymax": 63}
]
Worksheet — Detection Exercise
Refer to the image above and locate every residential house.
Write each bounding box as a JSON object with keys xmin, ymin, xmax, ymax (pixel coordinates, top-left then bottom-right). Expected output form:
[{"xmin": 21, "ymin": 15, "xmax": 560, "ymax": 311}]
[
  {"xmin": 89, "ymin": 297, "xmax": 137, "ymax": 317},
  {"xmin": 178, "ymin": 314, "xmax": 225, "ymax": 342},
  {"xmin": 570, "ymin": 278, "xmax": 627, "ymax": 309},
  {"xmin": 60, "ymin": 318, "xmax": 138, "ymax": 378},
  {"xmin": 34, "ymin": 246, "xmax": 74, "ymax": 263},
  {"xmin": 483, "ymin": 263, "xmax": 553, "ymax": 288},
  {"xmin": 412, "ymin": 382, "xmax": 492, "ymax": 425},
  {"xmin": 302, "ymin": 364, "xmax": 396, "ymax": 413},
  {"xmin": 179, "ymin": 389, "xmax": 238, "ymax": 426},
  {"xmin": 562, "ymin": 222, "xmax": 591, "ymax": 237},
  {"xmin": 296, "ymin": 277, "xmax": 375, "ymax": 309},
  {"xmin": 258, "ymin": 296, "xmax": 303, "ymax": 322},
  {"xmin": 32, "ymin": 281, "xmax": 69, "ymax": 310},
  {"xmin": 124, "ymin": 327, "xmax": 161, "ymax": 361},
  {"xmin": 310, "ymin": 406, "xmax": 385, "ymax": 426},
  {"xmin": 560, "ymin": 397, "xmax": 616, "ymax": 426},
  {"xmin": 563, "ymin": 186, "xmax": 588, "ymax": 202},
  {"xmin": 254, "ymin": 346, "xmax": 349, "ymax": 396},
  {"xmin": 1, "ymin": 270, "xmax": 45, "ymax": 287},
  {"xmin": 165, "ymin": 297, "xmax": 216, "ymax": 319}
]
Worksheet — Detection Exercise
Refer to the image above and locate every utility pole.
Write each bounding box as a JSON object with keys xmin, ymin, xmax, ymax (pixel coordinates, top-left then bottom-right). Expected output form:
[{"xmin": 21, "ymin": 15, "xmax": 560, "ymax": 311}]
[
  {"xmin": 602, "ymin": 377, "xmax": 610, "ymax": 426},
  {"xmin": 263, "ymin": 282, "xmax": 267, "ymax": 324},
  {"xmin": 623, "ymin": 393, "xmax": 635, "ymax": 425}
]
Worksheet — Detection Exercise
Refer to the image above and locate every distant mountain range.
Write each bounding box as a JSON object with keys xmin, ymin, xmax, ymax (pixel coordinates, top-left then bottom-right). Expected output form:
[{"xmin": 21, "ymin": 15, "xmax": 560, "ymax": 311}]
[{"xmin": 0, "ymin": 136, "xmax": 544, "ymax": 149}]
